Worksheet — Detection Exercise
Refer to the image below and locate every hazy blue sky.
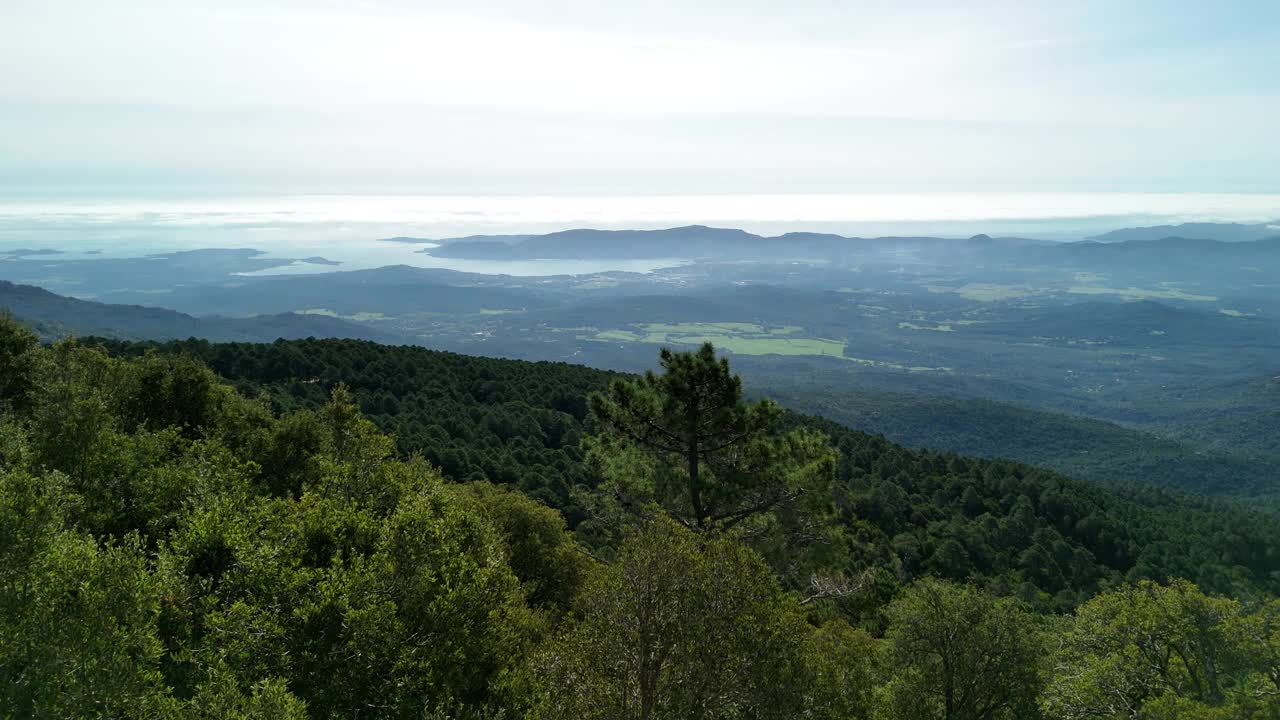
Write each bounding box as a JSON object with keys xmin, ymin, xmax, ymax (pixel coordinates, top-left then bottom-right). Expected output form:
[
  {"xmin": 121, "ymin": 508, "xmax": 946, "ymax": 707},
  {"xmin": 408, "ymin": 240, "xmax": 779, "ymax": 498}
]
[{"xmin": 4, "ymin": 0, "xmax": 1279, "ymax": 194}]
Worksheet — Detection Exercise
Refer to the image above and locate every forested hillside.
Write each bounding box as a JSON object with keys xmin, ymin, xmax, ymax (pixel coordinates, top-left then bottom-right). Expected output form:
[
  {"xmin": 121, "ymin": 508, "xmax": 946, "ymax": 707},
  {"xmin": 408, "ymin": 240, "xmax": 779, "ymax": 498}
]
[
  {"xmin": 0, "ymin": 280, "xmax": 399, "ymax": 344},
  {"xmin": 760, "ymin": 384, "xmax": 1280, "ymax": 503},
  {"xmin": 5, "ymin": 320, "xmax": 1279, "ymax": 718},
  {"xmin": 101, "ymin": 336, "xmax": 1280, "ymax": 607}
]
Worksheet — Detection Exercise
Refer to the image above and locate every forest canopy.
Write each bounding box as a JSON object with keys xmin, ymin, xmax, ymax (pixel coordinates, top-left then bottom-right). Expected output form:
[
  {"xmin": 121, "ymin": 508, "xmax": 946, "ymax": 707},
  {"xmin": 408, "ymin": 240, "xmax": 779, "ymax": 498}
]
[{"xmin": 3, "ymin": 319, "xmax": 1278, "ymax": 718}]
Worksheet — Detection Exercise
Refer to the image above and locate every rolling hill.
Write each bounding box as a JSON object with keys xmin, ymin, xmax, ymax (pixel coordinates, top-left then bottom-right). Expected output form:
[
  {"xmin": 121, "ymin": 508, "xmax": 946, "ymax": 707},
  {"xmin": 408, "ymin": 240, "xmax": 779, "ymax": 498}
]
[
  {"xmin": 759, "ymin": 384, "xmax": 1280, "ymax": 502},
  {"xmin": 96, "ymin": 265, "xmax": 560, "ymax": 318},
  {"xmin": 93, "ymin": 335, "xmax": 1280, "ymax": 607},
  {"xmin": 1089, "ymin": 220, "xmax": 1280, "ymax": 243},
  {"xmin": 0, "ymin": 280, "xmax": 403, "ymax": 343}
]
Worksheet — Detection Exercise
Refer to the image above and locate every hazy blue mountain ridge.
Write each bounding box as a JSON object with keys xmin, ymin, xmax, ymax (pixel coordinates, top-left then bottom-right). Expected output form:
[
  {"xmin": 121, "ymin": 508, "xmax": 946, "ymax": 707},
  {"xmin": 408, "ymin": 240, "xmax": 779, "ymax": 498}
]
[
  {"xmin": 0, "ymin": 280, "xmax": 402, "ymax": 343},
  {"xmin": 1089, "ymin": 221, "xmax": 1280, "ymax": 243}
]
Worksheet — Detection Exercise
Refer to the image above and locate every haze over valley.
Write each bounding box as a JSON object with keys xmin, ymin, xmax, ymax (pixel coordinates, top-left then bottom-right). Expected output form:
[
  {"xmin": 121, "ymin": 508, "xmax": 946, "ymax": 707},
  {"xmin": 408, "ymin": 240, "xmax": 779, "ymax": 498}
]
[
  {"xmin": 6, "ymin": 2, "xmax": 1280, "ymax": 717},
  {"xmin": 4, "ymin": 205, "xmax": 1280, "ymax": 506}
]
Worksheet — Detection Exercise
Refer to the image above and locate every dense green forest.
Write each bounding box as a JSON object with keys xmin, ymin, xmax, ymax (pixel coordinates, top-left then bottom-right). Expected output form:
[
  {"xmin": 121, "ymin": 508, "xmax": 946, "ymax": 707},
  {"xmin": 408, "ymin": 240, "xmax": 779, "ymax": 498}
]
[
  {"xmin": 4, "ymin": 320, "xmax": 1279, "ymax": 718},
  {"xmin": 758, "ymin": 384, "xmax": 1280, "ymax": 504},
  {"xmin": 100, "ymin": 335, "xmax": 1280, "ymax": 606}
]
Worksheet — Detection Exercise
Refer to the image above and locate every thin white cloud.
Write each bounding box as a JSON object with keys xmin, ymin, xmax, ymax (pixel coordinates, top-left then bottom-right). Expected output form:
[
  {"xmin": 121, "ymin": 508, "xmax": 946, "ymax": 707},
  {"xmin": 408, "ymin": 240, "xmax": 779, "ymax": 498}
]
[
  {"xmin": 5, "ymin": 193, "xmax": 1279, "ymax": 227},
  {"xmin": 1, "ymin": 0, "xmax": 1278, "ymax": 191},
  {"xmin": 0, "ymin": 0, "xmax": 1167, "ymax": 121}
]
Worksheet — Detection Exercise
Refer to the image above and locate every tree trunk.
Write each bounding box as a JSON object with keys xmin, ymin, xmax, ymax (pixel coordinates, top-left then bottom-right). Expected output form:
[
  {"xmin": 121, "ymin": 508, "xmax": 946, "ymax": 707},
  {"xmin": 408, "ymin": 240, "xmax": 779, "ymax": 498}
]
[{"xmin": 688, "ymin": 442, "xmax": 705, "ymax": 528}]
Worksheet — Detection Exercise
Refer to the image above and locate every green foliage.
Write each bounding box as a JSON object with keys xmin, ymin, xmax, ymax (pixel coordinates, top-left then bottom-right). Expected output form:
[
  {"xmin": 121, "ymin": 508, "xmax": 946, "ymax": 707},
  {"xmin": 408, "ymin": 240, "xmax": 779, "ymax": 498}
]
[
  {"xmin": 583, "ymin": 338, "xmax": 839, "ymax": 568},
  {"xmin": 94, "ymin": 334, "xmax": 1280, "ymax": 605},
  {"xmin": 4, "ymin": 319, "xmax": 1277, "ymax": 719},
  {"xmin": 0, "ymin": 469, "xmax": 175, "ymax": 719},
  {"xmin": 1043, "ymin": 579, "xmax": 1280, "ymax": 719},
  {"xmin": 0, "ymin": 321, "xmax": 536, "ymax": 717},
  {"xmin": 0, "ymin": 312, "xmax": 39, "ymax": 413},
  {"xmin": 804, "ymin": 409, "xmax": 1280, "ymax": 608},
  {"xmin": 531, "ymin": 518, "xmax": 810, "ymax": 720},
  {"xmin": 184, "ymin": 671, "xmax": 310, "ymax": 720},
  {"xmin": 454, "ymin": 481, "xmax": 590, "ymax": 613},
  {"xmin": 879, "ymin": 578, "xmax": 1044, "ymax": 720},
  {"xmin": 766, "ymin": 384, "xmax": 1280, "ymax": 505},
  {"xmin": 805, "ymin": 619, "xmax": 881, "ymax": 720},
  {"xmin": 99, "ymin": 336, "xmax": 606, "ymax": 519}
]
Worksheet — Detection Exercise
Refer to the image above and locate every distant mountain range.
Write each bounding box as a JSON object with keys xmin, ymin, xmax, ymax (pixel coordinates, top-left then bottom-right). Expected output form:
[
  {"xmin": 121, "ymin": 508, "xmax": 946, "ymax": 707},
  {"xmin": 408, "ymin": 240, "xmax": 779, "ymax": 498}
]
[
  {"xmin": 94, "ymin": 265, "xmax": 560, "ymax": 318},
  {"xmin": 0, "ymin": 280, "xmax": 401, "ymax": 344},
  {"xmin": 399, "ymin": 223, "xmax": 1280, "ymax": 268},
  {"xmin": 1034, "ymin": 234, "xmax": 1280, "ymax": 265},
  {"xmin": 1089, "ymin": 221, "xmax": 1280, "ymax": 243},
  {"xmin": 409, "ymin": 225, "xmax": 1050, "ymax": 261},
  {"xmin": 0, "ymin": 248, "xmax": 345, "ymax": 302}
]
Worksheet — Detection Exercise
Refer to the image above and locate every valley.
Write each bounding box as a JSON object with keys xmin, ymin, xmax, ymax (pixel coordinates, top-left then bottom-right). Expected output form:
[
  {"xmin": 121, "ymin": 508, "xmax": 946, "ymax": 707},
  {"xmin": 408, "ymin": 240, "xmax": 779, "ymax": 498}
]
[
  {"xmin": 4, "ymin": 221, "xmax": 1279, "ymax": 507},
  {"xmin": 12, "ymin": 4, "xmax": 1280, "ymax": 715}
]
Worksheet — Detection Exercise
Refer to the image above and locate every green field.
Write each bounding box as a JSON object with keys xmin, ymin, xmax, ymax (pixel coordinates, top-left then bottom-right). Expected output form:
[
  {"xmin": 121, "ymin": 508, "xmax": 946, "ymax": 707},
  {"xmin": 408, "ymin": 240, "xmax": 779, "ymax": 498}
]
[
  {"xmin": 1067, "ymin": 285, "xmax": 1218, "ymax": 302},
  {"xmin": 923, "ymin": 281, "xmax": 1220, "ymax": 304},
  {"xmin": 927, "ymin": 283, "xmax": 1039, "ymax": 301},
  {"xmin": 677, "ymin": 335, "xmax": 847, "ymax": 357},
  {"xmin": 297, "ymin": 308, "xmax": 389, "ymax": 321},
  {"xmin": 898, "ymin": 322, "xmax": 955, "ymax": 332},
  {"xmin": 584, "ymin": 322, "xmax": 844, "ymax": 357},
  {"xmin": 581, "ymin": 322, "xmax": 959, "ymax": 369},
  {"xmin": 639, "ymin": 322, "xmax": 802, "ymax": 335}
]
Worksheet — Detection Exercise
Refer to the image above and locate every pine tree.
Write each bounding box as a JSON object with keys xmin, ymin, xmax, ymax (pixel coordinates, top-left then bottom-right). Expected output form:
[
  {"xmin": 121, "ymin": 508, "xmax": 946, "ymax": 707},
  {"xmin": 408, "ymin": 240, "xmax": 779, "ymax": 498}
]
[{"xmin": 586, "ymin": 343, "xmax": 835, "ymax": 534}]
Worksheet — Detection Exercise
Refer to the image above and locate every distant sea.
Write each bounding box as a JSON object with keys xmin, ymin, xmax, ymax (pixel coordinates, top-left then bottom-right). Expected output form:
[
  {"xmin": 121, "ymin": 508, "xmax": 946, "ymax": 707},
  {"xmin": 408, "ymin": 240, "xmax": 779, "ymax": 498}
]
[{"xmin": 1, "ymin": 192, "xmax": 1277, "ymax": 276}]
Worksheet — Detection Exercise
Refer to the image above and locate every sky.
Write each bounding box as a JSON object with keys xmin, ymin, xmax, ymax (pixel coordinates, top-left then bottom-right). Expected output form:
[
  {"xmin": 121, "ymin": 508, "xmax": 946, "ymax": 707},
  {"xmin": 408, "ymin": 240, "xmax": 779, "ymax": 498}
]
[{"xmin": 3, "ymin": 0, "xmax": 1280, "ymax": 195}]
